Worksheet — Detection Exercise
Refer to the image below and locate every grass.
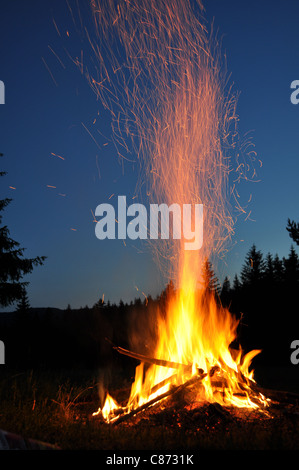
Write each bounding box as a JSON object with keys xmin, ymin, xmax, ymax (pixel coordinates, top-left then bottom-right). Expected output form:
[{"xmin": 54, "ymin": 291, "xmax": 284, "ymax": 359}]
[{"xmin": 0, "ymin": 367, "xmax": 299, "ymax": 451}]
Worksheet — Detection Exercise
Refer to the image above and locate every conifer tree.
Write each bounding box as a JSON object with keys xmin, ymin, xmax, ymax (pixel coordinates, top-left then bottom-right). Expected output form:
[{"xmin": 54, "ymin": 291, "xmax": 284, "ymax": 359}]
[
  {"xmin": 273, "ymin": 254, "xmax": 284, "ymax": 285},
  {"xmin": 240, "ymin": 244, "xmax": 265, "ymax": 288},
  {"xmin": 201, "ymin": 259, "xmax": 220, "ymax": 296},
  {"xmin": 16, "ymin": 288, "xmax": 31, "ymax": 314},
  {"xmin": 283, "ymin": 245, "xmax": 299, "ymax": 287},
  {"xmin": 220, "ymin": 276, "xmax": 231, "ymax": 307},
  {"xmin": 286, "ymin": 218, "xmax": 299, "ymax": 246},
  {"xmin": 0, "ymin": 154, "xmax": 46, "ymax": 307},
  {"xmin": 233, "ymin": 274, "xmax": 240, "ymax": 291}
]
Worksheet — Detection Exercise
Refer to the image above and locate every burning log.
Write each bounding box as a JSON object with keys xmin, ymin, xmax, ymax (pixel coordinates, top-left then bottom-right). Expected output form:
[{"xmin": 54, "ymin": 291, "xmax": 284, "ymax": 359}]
[
  {"xmin": 146, "ymin": 373, "xmax": 178, "ymax": 396},
  {"xmin": 112, "ymin": 372, "xmax": 207, "ymax": 425},
  {"xmin": 113, "ymin": 345, "xmax": 204, "ymax": 374},
  {"xmin": 97, "ymin": 341, "xmax": 270, "ymax": 423},
  {"xmin": 112, "ymin": 344, "xmax": 257, "ymax": 394}
]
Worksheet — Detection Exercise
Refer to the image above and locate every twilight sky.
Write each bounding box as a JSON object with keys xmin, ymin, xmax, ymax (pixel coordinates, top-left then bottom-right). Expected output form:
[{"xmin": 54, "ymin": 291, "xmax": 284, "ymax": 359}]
[{"xmin": 0, "ymin": 0, "xmax": 299, "ymax": 310}]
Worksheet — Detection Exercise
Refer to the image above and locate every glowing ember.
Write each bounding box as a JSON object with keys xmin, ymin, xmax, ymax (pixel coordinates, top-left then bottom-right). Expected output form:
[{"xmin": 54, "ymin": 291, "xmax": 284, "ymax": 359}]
[{"xmin": 88, "ymin": 0, "xmax": 269, "ymax": 422}]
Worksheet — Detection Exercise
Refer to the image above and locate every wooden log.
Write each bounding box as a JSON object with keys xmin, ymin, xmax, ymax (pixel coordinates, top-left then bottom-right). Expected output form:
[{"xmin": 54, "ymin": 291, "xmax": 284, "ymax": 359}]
[
  {"xmin": 146, "ymin": 373, "xmax": 178, "ymax": 396},
  {"xmin": 113, "ymin": 346, "xmax": 258, "ymax": 393},
  {"xmin": 113, "ymin": 345, "xmax": 200, "ymax": 373},
  {"xmin": 110, "ymin": 341, "xmax": 269, "ymax": 405},
  {"xmin": 112, "ymin": 373, "xmax": 206, "ymax": 425}
]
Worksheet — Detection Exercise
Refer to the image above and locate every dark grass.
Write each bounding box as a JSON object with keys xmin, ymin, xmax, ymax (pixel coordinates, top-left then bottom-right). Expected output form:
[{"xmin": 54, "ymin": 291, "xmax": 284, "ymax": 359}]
[{"xmin": 0, "ymin": 366, "xmax": 299, "ymax": 451}]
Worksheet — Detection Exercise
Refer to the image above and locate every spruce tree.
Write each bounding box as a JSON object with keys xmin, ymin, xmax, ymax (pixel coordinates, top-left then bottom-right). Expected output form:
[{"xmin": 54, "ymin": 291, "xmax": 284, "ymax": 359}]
[
  {"xmin": 0, "ymin": 154, "xmax": 46, "ymax": 307},
  {"xmin": 265, "ymin": 253, "xmax": 274, "ymax": 280},
  {"xmin": 16, "ymin": 288, "xmax": 31, "ymax": 314},
  {"xmin": 264, "ymin": 252, "xmax": 275, "ymax": 292},
  {"xmin": 240, "ymin": 244, "xmax": 265, "ymax": 288},
  {"xmin": 286, "ymin": 218, "xmax": 299, "ymax": 246},
  {"xmin": 273, "ymin": 254, "xmax": 284, "ymax": 285},
  {"xmin": 220, "ymin": 276, "xmax": 231, "ymax": 307},
  {"xmin": 201, "ymin": 259, "xmax": 220, "ymax": 296},
  {"xmin": 233, "ymin": 274, "xmax": 240, "ymax": 291},
  {"xmin": 283, "ymin": 245, "xmax": 299, "ymax": 287}
]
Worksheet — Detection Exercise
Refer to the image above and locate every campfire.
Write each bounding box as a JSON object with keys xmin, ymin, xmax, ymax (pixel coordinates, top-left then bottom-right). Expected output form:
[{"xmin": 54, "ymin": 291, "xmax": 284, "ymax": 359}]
[
  {"xmin": 93, "ymin": 287, "xmax": 270, "ymax": 424},
  {"xmin": 89, "ymin": 0, "xmax": 271, "ymax": 424}
]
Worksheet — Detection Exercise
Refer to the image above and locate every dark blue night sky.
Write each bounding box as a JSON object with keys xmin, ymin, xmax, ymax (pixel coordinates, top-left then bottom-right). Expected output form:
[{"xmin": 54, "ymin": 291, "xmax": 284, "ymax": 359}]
[{"xmin": 1, "ymin": 0, "xmax": 299, "ymax": 310}]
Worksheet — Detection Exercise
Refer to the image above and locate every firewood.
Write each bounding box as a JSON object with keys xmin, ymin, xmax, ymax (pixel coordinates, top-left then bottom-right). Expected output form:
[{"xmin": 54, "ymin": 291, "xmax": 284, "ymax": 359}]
[
  {"xmin": 112, "ymin": 373, "xmax": 207, "ymax": 425},
  {"xmin": 146, "ymin": 373, "xmax": 178, "ymax": 396},
  {"xmin": 113, "ymin": 345, "xmax": 199, "ymax": 373},
  {"xmin": 113, "ymin": 346, "xmax": 257, "ymax": 392}
]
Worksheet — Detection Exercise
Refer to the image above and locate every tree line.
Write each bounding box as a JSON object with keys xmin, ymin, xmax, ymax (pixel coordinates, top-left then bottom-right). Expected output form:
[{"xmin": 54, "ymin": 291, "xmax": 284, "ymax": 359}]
[{"xmin": 219, "ymin": 243, "xmax": 299, "ymax": 364}]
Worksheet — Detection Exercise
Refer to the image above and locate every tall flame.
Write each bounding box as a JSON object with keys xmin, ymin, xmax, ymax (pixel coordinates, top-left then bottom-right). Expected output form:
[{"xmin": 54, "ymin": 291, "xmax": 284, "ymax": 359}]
[{"xmin": 89, "ymin": 0, "xmax": 268, "ymax": 421}]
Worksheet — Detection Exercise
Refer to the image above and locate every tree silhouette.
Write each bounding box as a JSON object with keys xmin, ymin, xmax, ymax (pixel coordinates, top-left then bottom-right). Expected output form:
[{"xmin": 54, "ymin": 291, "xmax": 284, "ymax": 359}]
[
  {"xmin": 16, "ymin": 288, "xmax": 30, "ymax": 314},
  {"xmin": 233, "ymin": 274, "xmax": 240, "ymax": 291},
  {"xmin": 240, "ymin": 244, "xmax": 265, "ymax": 288},
  {"xmin": 265, "ymin": 252, "xmax": 274, "ymax": 278},
  {"xmin": 93, "ymin": 297, "xmax": 105, "ymax": 310},
  {"xmin": 0, "ymin": 154, "xmax": 46, "ymax": 307},
  {"xmin": 220, "ymin": 276, "xmax": 231, "ymax": 307},
  {"xmin": 201, "ymin": 259, "xmax": 220, "ymax": 296},
  {"xmin": 273, "ymin": 253, "xmax": 284, "ymax": 285},
  {"xmin": 283, "ymin": 245, "xmax": 299, "ymax": 289},
  {"xmin": 286, "ymin": 218, "xmax": 299, "ymax": 246}
]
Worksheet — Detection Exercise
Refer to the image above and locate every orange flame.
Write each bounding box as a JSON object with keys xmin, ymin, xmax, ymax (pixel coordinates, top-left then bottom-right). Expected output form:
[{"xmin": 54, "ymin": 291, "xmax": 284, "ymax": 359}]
[{"xmin": 88, "ymin": 0, "xmax": 268, "ymax": 421}]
